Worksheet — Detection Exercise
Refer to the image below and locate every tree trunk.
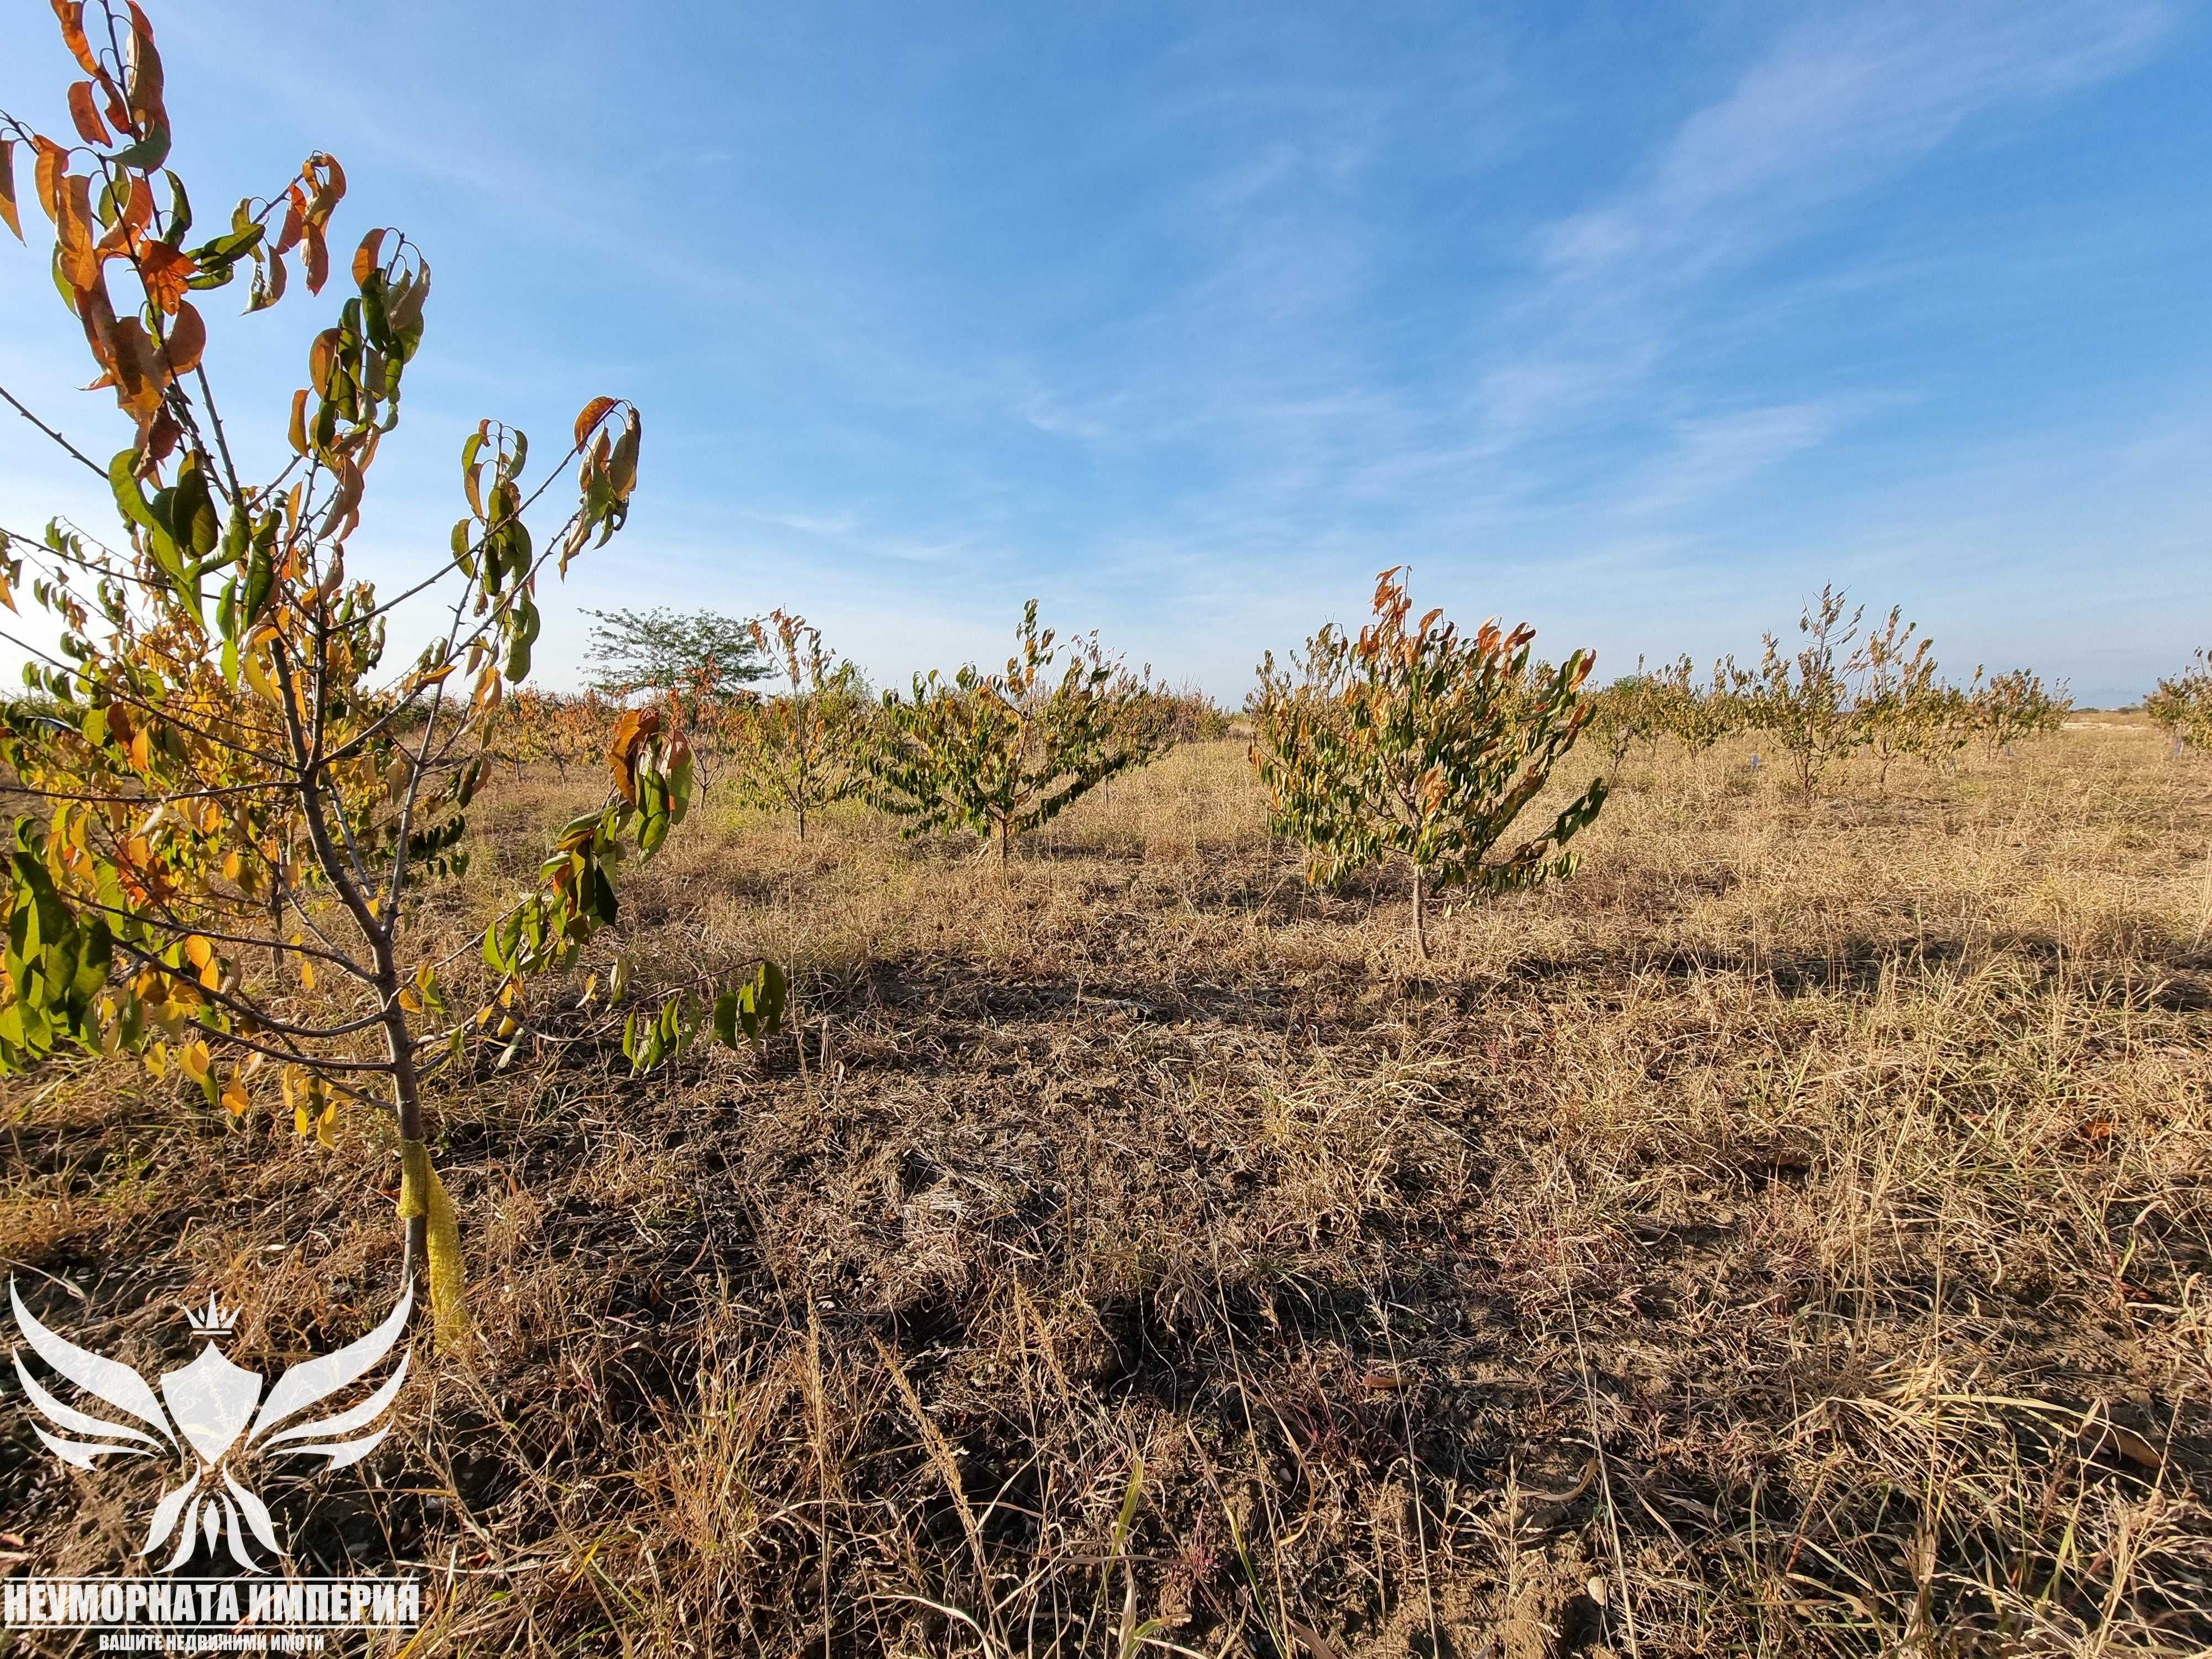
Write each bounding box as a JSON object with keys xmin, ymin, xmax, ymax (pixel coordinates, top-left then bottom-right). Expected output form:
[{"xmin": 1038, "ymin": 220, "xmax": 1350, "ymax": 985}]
[
  {"xmin": 375, "ymin": 951, "xmax": 429, "ymax": 1282},
  {"xmin": 1411, "ymin": 862, "xmax": 1429, "ymax": 961},
  {"xmin": 796, "ymin": 803, "xmax": 807, "ymax": 843}
]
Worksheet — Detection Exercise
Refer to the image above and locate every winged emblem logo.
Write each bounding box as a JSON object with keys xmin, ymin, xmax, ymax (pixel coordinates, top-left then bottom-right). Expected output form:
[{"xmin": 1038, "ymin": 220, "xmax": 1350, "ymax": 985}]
[{"xmin": 8, "ymin": 1279, "xmax": 413, "ymax": 1574}]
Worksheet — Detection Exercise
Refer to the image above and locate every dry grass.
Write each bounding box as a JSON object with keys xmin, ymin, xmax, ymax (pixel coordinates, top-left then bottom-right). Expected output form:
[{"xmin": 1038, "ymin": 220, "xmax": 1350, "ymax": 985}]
[{"xmin": 5, "ymin": 722, "xmax": 2210, "ymax": 1656}]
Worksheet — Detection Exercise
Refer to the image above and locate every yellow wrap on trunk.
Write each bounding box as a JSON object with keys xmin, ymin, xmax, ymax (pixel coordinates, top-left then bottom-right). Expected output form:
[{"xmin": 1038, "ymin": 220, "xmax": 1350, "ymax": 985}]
[{"xmin": 397, "ymin": 1138, "xmax": 467, "ymax": 1345}]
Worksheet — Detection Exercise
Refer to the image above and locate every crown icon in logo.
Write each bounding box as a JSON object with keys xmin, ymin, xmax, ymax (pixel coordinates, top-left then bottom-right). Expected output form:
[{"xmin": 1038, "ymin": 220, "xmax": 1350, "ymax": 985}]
[{"xmin": 182, "ymin": 1291, "xmax": 238, "ymax": 1338}]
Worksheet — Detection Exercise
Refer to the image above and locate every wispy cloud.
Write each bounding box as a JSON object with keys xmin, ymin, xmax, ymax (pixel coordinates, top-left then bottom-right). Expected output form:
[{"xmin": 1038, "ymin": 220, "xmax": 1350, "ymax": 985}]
[
  {"xmin": 1561, "ymin": 3, "xmax": 2168, "ymax": 280},
  {"xmin": 1484, "ymin": 0, "xmax": 2175, "ymax": 442},
  {"xmin": 1613, "ymin": 400, "xmax": 1869, "ymax": 518}
]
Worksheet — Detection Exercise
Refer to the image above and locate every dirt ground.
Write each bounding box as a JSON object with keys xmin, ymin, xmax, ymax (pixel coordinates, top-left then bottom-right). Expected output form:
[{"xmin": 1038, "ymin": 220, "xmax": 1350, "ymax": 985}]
[{"xmin": 4, "ymin": 723, "xmax": 2210, "ymax": 1656}]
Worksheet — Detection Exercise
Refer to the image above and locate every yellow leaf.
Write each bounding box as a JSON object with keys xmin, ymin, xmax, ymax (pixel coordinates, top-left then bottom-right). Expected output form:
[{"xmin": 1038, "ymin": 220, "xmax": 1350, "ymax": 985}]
[
  {"xmin": 398, "ymin": 1140, "xmax": 467, "ymax": 1345},
  {"xmin": 178, "ymin": 1039, "xmax": 210, "ymax": 1083},
  {"xmin": 315, "ymin": 1100, "xmax": 339, "ymax": 1149},
  {"xmin": 242, "ymin": 649, "xmax": 280, "ymax": 705},
  {"xmin": 220, "ymin": 1073, "xmax": 249, "ymax": 1117},
  {"xmin": 299, "ymin": 957, "xmax": 316, "ymax": 991}
]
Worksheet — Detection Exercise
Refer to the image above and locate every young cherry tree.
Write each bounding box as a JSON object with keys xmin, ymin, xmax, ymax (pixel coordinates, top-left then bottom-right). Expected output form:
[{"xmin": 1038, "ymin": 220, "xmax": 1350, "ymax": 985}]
[
  {"xmin": 727, "ymin": 608, "xmax": 870, "ymax": 841},
  {"xmin": 870, "ymin": 601, "xmax": 1156, "ymax": 867},
  {"xmin": 1588, "ymin": 657, "xmax": 1668, "ymax": 778},
  {"xmin": 2148, "ymin": 650, "xmax": 2212, "ymax": 755},
  {"xmin": 1855, "ymin": 606, "xmax": 1943, "ymax": 791},
  {"xmin": 1250, "ymin": 567, "xmax": 1608, "ymax": 960},
  {"xmin": 1740, "ymin": 585, "xmax": 1865, "ymax": 798},
  {"xmin": 1972, "ymin": 667, "xmax": 2070, "ymax": 757},
  {"xmin": 489, "ymin": 686, "xmax": 617, "ymax": 780},
  {"xmin": 0, "ymin": 2, "xmax": 779, "ymax": 1341}
]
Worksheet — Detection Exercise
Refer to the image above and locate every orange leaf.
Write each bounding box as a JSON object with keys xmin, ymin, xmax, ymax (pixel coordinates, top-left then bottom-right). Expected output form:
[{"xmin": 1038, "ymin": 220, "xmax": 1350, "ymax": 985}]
[
  {"xmin": 67, "ymin": 80, "xmax": 111, "ymax": 146},
  {"xmin": 137, "ymin": 240, "xmax": 197, "ymax": 312},
  {"xmin": 324, "ymin": 452, "xmax": 364, "ymax": 537},
  {"xmin": 0, "ymin": 138, "xmax": 20, "ymax": 241},
  {"xmin": 124, "ymin": 3, "xmax": 164, "ymax": 138},
  {"xmin": 56, "ymin": 172, "xmax": 100, "ymax": 289},
  {"xmin": 302, "ymin": 221, "xmax": 329, "ymax": 294},
  {"xmin": 117, "ymin": 171, "xmax": 153, "ymax": 234},
  {"xmin": 573, "ymin": 396, "xmax": 617, "ymax": 448},
  {"xmin": 33, "ymin": 138, "xmax": 67, "ymax": 226},
  {"xmin": 305, "ymin": 151, "xmax": 345, "ymax": 217},
  {"xmin": 75, "ymin": 270, "xmax": 119, "ymax": 370},
  {"xmin": 138, "ymin": 401, "xmax": 180, "ymax": 469},
  {"xmin": 308, "ymin": 326, "xmax": 338, "ymax": 395},
  {"xmin": 273, "ymin": 182, "xmax": 305, "ymax": 254},
  {"xmin": 247, "ymin": 246, "xmax": 287, "ymax": 312},
  {"xmin": 607, "ymin": 707, "xmax": 656, "ymax": 802},
  {"xmin": 51, "ymin": 1, "xmax": 101, "ymax": 79},
  {"xmin": 351, "ymin": 226, "xmax": 386, "ymax": 288},
  {"xmin": 161, "ymin": 299, "xmax": 205, "ymax": 375},
  {"xmin": 106, "ymin": 314, "xmax": 168, "ymax": 418}
]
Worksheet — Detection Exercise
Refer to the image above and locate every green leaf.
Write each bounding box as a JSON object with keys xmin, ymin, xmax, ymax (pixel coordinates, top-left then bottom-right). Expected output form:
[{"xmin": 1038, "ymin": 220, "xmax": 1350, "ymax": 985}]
[
  {"xmin": 109, "ymin": 118, "xmax": 171, "ymax": 172},
  {"xmin": 243, "ymin": 518, "xmax": 277, "ymax": 622},
  {"xmin": 162, "ymin": 170, "xmax": 192, "ymax": 243},
  {"xmin": 184, "ymin": 221, "xmax": 262, "ymax": 279},
  {"xmin": 165, "ymin": 458, "xmax": 221, "ymax": 562},
  {"xmin": 108, "ymin": 450, "xmax": 192, "ymax": 608},
  {"xmin": 737, "ymin": 959, "xmax": 786, "ymax": 1048},
  {"xmin": 504, "ymin": 588, "xmax": 540, "ymax": 682},
  {"xmin": 108, "ymin": 449, "xmax": 163, "ymax": 536}
]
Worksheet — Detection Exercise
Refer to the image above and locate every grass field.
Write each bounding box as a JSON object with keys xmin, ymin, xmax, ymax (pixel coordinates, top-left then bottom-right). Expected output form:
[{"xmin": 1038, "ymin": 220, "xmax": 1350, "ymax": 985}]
[{"xmin": 5, "ymin": 719, "xmax": 2210, "ymax": 1656}]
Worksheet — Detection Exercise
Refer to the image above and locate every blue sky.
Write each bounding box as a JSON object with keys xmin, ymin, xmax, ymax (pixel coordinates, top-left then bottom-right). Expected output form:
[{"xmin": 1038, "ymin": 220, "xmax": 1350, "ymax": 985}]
[{"xmin": 2, "ymin": 1, "xmax": 2206, "ymax": 705}]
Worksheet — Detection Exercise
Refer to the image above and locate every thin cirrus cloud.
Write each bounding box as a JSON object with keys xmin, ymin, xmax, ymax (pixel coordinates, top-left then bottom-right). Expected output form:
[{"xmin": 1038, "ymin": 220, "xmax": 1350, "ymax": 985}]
[
  {"xmin": 1610, "ymin": 402, "xmax": 1870, "ymax": 521},
  {"xmin": 1538, "ymin": 3, "xmax": 2173, "ymax": 288},
  {"xmin": 1472, "ymin": 0, "xmax": 2178, "ymax": 468}
]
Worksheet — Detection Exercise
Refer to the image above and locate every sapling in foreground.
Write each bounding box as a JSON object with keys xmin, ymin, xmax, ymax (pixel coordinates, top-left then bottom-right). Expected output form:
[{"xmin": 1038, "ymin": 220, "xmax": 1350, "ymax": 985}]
[{"xmin": 0, "ymin": 1, "xmax": 781, "ymax": 1341}]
